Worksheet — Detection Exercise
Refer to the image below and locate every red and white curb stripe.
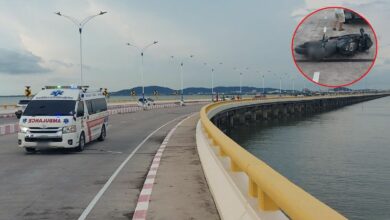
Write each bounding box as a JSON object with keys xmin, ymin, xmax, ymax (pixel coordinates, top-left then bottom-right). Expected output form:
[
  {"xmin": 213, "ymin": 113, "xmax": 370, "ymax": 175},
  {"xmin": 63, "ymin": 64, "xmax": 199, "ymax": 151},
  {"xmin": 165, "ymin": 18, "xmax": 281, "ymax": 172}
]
[
  {"xmin": 132, "ymin": 114, "xmax": 192, "ymax": 220},
  {"xmin": 0, "ymin": 123, "xmax": 19, "ymax": 136},
  {"xmin": 0, "ymin": 113, "xmax": 15, "ymax": 118}
]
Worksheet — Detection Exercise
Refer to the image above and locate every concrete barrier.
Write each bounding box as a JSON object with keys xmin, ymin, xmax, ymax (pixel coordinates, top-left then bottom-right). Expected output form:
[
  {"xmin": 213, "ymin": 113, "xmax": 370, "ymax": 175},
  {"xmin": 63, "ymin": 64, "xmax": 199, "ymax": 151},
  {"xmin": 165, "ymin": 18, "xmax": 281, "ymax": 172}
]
[
  {"xmin": 196, "ymin": 121, "xmax": 288, "ymax": 220},
  {"xmin": 0, "ymin": 101, "xmax": 209, "ymax": 137},
  {"xmin": 0, "ymin": 101, "xmax": 207, "ymax": 119}
]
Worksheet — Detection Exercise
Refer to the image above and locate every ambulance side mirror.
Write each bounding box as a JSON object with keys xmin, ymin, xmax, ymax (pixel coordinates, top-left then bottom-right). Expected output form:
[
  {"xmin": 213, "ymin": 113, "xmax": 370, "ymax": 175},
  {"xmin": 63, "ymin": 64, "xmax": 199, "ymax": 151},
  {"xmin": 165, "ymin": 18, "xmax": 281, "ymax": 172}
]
[{"xmin": 15, "ymin": 110, "xmax": 22, "ymax": 119}]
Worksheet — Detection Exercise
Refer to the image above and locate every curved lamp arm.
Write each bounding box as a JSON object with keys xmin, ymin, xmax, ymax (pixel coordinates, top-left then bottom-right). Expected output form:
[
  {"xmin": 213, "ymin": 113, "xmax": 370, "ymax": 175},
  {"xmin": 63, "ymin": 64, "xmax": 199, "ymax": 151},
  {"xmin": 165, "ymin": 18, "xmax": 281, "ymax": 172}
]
[{"xmin": 55, "ymin": 11, "xmax": 107, "ymax": 29}]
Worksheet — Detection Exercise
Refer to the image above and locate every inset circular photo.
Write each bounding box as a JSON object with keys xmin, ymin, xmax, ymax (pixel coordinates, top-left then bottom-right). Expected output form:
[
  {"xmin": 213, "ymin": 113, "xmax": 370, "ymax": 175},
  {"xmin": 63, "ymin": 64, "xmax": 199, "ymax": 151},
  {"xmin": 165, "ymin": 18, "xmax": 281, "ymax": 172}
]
[{"xmin": 291, "ymin": 7, "xmax": 377, "ymax": 87}]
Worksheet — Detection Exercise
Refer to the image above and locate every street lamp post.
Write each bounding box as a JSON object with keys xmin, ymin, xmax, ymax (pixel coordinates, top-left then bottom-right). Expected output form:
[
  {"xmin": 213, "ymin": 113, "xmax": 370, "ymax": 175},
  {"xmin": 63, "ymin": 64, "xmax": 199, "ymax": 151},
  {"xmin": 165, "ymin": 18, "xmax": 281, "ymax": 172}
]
[
  {"xmin": 292, "ymin": 76, "xmax": 296, "ymax": 95},
  {"xmin": 211, "ymin": 68, "xmax": 214, "ymax": 101},
  {"xmin": 282, "ymin": 73, "xmax": 288, "ymax": 96},
  {"xmin": 239, "ymin": 73, "xmax": 243, "ymax": 95},
  {"xmin": 279, "ymin": 75, "xmax": 282, "ymax": 96},
  {"xmin": 211, "ymin": 62, "xmax": 223, "ymax": 101},
  {"xmin": 292, "ymin": 78, "xmax": 295, "ymax": 94},
  {"xmin": 55, "ymin": 11, "xmax": 107, "ymax": 86},
  {"xmin": 126, "ymin": 41, "xmax": 158, "ymax": 102},
  {"xmin": 271, "ymin": 71, "xmax": 282, "ymax": 96},
  {"xmin": 257, "ymin": 70, "xmax": 265, "ymax": 94},
  {"xmin": 262, "ymin": 75, "xmax": 265, "ymax": 94},
  {"xmin": 171, "ymin": 55, "xmax": 193, "ymax": 105},
  {"xmin": 180, "ymin": 62, "xmax": 184, "ymax": 103}
]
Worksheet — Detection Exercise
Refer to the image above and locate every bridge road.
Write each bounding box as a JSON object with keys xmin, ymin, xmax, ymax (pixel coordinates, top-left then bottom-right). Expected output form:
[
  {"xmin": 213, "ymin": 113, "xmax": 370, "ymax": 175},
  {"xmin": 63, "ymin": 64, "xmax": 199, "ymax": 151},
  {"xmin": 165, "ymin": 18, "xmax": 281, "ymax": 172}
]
[{"xmin": 0, "ymin": 104, "xmax": 204, "ymax": 220}]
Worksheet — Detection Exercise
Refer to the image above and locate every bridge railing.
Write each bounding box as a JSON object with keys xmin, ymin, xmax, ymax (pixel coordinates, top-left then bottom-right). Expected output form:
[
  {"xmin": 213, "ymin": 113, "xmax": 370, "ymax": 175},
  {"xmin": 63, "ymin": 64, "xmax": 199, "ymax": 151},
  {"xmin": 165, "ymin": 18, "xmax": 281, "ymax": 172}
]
[{"xmin": 199, "ymin": 99, "xmax": 347, "ymax": 220}]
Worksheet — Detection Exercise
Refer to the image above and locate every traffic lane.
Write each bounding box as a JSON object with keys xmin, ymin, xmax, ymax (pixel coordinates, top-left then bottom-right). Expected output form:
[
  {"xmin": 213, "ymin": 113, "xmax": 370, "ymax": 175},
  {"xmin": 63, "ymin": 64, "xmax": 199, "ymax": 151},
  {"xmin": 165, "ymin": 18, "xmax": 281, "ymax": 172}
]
[
  {"xmin": 85, "ymin": 125, "xmax": 174, "ymax": 220},
  {"xmin": 0, "ymin": 104, "xmax": 203, "ymax": 220}
]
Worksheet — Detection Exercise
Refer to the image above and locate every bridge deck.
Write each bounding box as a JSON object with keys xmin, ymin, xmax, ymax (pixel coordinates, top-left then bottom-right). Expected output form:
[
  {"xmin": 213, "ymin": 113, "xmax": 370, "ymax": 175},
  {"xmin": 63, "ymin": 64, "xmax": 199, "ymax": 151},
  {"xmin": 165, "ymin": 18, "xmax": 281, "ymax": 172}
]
[{"xmin": 147, "ymin": 114, "xmax": 219, "ymax": 219}]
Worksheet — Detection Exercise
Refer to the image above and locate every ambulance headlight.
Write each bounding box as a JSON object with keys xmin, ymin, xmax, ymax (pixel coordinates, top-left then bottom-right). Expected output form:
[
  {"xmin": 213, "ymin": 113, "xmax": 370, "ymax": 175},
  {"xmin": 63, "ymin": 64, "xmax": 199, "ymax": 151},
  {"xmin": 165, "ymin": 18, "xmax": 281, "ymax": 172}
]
[
  {"xmin": 20, "ymin": 126, "xmax": 29, "ymax": 133},
  {"xmin": 62, "ymin": 125, "xmax": 77, "ymax": 134}
]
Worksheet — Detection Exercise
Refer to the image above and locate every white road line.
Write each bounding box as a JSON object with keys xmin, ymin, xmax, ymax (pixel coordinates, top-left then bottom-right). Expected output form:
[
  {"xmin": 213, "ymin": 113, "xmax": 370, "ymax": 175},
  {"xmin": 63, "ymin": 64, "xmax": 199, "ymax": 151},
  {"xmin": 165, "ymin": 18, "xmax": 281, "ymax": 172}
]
[
  {"xmin": 132, "ymin": 113, "xmax": 195, "ymax": 220},
  {"xmin": 77, "ymin": 114, "xmax": 190, "ymax": 220},
  {"xmin": 313, "ymin": 71, "xmax": 320, "ymax": 83}
]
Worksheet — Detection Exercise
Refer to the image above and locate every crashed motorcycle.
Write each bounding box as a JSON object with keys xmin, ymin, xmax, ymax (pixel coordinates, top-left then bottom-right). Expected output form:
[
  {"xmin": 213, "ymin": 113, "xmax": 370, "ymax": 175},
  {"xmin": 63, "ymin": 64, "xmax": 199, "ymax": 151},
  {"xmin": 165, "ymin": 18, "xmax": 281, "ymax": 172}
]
[{"xmin": 294, "ymin": 28, "xmax": 373, "ymax": 60}]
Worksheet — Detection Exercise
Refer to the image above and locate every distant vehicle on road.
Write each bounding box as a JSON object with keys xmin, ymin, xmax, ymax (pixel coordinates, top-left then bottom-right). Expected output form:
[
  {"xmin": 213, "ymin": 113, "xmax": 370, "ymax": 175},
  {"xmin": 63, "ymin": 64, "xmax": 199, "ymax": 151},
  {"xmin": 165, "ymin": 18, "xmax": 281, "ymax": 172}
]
[
  {"xmin": 18, "ymin": 86, "xmax": 108, "ymax": 153},
  {"xmin": 254, "ymin": 93, "xmax": 266, "ymax": 99},
  {"xmin": 137, "ymin": 97, "xmax": 155, "ymax": 107}
]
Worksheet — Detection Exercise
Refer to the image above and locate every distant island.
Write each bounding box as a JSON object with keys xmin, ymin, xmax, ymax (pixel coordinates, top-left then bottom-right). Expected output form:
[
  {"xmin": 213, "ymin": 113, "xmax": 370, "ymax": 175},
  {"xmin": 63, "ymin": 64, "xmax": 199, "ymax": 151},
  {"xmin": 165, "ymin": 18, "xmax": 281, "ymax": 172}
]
[
  {"xmin": 0, "ymin": 86, "xmax": 358, "ymax": 97},
  {"xmin": 109, "ymin": 86, "xmax": 357, "ymax": 96},
  {"xmin": 110, "ymin": 86, "xmax": 288, "ymax": 96}
]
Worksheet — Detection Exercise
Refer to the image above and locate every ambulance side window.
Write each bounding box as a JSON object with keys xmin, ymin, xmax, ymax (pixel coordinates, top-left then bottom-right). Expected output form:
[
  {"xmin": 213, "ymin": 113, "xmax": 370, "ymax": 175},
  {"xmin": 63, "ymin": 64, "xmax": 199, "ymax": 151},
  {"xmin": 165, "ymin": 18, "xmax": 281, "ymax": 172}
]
[
  {"xmin": 77, "ymin": 101, "xmax": 84, "ymax": 117},
  {"xmin": 93, "ymin": 98, "xmax": 107, "ymax": 113},
  {"xmin": 86, "ymin": 100, "xmax": 94, "ymax": 115}
]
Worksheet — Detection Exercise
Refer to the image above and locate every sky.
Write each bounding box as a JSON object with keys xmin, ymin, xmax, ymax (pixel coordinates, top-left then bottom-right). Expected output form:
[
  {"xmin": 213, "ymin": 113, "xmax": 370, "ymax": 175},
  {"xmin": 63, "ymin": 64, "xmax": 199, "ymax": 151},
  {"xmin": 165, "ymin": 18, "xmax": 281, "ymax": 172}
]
[{"xmin": 0, "ymin": 0, "xmax": 389, "ymax": 95}]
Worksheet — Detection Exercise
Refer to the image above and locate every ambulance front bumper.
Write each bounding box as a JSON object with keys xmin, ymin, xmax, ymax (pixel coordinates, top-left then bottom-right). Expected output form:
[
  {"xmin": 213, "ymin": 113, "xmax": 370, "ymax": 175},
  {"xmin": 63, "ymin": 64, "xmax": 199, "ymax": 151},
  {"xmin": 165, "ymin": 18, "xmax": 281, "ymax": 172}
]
[{"xmin": 18, "ymin": 130, "xmax": 79, "ymax": 148}]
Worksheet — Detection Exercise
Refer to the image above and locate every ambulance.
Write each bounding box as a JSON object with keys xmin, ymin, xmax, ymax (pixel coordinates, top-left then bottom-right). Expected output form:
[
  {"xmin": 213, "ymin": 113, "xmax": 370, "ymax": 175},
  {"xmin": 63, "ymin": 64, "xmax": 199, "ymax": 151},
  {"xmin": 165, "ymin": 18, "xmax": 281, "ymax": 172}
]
[{"xmin": 18, "ymin": 86, "xmax": 109, "ymax": 153}]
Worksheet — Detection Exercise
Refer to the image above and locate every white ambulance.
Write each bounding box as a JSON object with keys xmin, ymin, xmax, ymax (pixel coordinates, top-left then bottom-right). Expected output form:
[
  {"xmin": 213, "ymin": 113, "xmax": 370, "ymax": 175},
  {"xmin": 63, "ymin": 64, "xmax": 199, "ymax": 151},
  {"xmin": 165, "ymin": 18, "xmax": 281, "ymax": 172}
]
[{"xmin": 18, "ymin": 86, "xmax": 109, "ymax": 153}]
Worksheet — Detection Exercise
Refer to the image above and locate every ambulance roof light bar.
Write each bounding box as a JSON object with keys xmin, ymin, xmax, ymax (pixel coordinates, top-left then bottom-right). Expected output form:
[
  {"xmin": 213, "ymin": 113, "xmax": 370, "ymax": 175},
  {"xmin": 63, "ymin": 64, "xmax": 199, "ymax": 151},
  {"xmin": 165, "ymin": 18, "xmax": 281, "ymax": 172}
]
[{"xmin": 44, "ymin": 85, "xmax": 90, "ymax": 90}]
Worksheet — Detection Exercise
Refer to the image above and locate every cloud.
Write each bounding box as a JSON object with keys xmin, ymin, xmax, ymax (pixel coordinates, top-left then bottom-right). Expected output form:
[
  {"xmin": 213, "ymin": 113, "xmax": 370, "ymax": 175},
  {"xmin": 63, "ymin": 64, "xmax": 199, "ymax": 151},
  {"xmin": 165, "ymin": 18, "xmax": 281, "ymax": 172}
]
[
  {"xmin": 0, "ymin": 48, "xmax": 50, "ymax": 74},
  {"xmin": 49, "ymin": 60, "xmax": 75, "ymax": 68}
]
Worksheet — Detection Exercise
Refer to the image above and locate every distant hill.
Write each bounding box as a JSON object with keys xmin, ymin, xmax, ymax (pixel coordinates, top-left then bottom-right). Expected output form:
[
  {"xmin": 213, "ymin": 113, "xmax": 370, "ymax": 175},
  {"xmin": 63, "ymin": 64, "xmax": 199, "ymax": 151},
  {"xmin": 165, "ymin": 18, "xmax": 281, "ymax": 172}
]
[
  {"xmin": 331, "ymin": 87, "xmax": 353, "ymax": 91},
  {"xmin": 111, "ymin": 86, "xmax": 175, "ymax": 96},
  {"xmin": 110, "ymin": 86, "xmax": 283, "ymax": 96}
]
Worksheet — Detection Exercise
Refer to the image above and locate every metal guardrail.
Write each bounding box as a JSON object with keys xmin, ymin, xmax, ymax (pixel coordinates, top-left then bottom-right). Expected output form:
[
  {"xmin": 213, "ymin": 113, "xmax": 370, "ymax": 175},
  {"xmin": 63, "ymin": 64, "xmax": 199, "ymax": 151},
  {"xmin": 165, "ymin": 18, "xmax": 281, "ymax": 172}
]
[{"xmin": 199, "ymin": 99, "xmax": 347, "ymax": 220}]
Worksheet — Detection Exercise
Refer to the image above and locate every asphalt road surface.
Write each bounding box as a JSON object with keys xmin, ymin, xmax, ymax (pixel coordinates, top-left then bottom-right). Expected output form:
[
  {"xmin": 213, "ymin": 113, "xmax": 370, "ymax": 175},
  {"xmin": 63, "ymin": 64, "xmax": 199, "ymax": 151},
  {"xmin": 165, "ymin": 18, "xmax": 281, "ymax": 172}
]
[{"xmin": 0, "ymin": 104, "xmax": 203, "ymax": 220}]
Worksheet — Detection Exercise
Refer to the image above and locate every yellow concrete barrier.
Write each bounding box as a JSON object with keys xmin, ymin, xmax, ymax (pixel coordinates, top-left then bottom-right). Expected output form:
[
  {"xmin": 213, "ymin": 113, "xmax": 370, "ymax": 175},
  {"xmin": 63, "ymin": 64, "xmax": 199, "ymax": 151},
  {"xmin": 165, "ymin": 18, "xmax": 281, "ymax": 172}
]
[{"xmin": 200, "ymin": 99, "xmax": 347, "ymax": 220}]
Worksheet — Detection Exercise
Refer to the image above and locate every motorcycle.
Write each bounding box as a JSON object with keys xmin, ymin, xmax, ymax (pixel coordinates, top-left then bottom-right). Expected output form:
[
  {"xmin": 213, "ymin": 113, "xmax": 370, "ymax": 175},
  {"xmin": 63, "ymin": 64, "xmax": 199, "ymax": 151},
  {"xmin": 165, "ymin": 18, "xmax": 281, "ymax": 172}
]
[{"xmin": 294, "ymin": 28, "xmax": 373, "ymax": 60}]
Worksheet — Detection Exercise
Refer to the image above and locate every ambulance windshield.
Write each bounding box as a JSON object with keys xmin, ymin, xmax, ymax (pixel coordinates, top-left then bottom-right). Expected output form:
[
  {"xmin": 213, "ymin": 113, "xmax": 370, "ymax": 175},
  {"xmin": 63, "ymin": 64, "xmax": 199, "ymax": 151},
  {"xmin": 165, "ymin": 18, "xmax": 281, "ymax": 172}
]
[{"xmin": 23, "ymin": 100, "xmax": 76, "ymax": 116}]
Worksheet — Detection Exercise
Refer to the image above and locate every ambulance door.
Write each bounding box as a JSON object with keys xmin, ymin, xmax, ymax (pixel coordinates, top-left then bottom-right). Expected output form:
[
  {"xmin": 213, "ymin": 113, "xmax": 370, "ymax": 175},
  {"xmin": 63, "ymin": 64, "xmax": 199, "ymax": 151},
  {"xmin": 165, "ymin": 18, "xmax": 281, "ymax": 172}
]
[
  {"xmin": 85, "ymin": 100, "xmax": 95, "ymax": 143},
  {"xmin": 76, "ymin": 101, "xmax": 87, "ymax": 142}
]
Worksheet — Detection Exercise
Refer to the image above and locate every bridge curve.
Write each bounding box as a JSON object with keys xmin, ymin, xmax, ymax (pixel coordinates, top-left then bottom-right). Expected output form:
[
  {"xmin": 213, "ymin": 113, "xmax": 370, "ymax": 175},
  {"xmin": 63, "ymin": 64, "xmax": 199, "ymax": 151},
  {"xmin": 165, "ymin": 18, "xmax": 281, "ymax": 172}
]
[{"xmin": 197, "ymin": 94, "xmax": 388, "ymax": 220}]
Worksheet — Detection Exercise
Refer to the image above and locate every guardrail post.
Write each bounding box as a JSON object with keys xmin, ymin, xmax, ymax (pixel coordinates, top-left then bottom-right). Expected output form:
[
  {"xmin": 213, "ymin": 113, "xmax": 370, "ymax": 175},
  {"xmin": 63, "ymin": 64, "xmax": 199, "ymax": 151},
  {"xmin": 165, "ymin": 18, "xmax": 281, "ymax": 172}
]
[
  {"xmin": 218, "ymin": 147, "xmax": 227, "ymax": 157},
  {"xmin": 230, "ymin": 161, "xmax": 241, "ymax": 172},
  {"xmin": 248, "ymin": 178, "xmax": 257, "ymax": 197},
  {"xmin": 258, "ymin": 187, "xmax": 279, "ymax": 211}
]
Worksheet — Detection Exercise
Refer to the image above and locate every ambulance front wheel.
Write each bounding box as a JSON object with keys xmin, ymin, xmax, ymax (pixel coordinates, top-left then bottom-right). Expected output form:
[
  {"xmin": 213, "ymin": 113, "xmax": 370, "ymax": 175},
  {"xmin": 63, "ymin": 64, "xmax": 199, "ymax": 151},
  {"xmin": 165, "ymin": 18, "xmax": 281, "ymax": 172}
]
[
  {"xmin": 76, "ymin": 132, "xmax": 85, "ymax": 152},
  {"xmin": 98, "ymin": 125, "xmax": 106, "ymax": 141}
]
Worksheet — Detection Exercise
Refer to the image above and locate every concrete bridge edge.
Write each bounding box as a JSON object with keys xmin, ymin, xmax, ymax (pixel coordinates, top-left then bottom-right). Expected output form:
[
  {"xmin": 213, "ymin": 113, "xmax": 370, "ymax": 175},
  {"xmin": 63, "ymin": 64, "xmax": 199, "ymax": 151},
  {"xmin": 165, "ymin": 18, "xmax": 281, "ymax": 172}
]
[{"xmin": 196, "ymin": 120, "xmax": 288, "ymax": 220}]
